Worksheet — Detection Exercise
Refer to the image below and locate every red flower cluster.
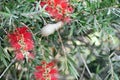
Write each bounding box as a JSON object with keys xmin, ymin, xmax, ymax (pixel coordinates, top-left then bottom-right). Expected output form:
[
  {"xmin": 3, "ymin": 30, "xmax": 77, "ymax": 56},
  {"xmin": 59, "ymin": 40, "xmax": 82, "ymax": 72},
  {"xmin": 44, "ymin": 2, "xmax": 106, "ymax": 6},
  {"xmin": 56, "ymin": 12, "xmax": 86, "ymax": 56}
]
[
  {"xmin": 34, "ymin": 61, "xmax": 58, "ymax": 80},
  {"xmin": 8, "ymin": 26, "xmax": 34, "ymax": 60},
  {"xmin": 40, "ymin": 0, "xmax": 74, "ymax": 23}
]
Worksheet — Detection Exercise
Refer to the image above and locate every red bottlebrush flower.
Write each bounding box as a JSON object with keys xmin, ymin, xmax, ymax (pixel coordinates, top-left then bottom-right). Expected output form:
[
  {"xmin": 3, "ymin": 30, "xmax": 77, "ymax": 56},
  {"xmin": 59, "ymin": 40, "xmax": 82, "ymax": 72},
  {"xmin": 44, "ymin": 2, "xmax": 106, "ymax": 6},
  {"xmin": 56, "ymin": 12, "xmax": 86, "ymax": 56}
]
[
  {"xmin": 34, "ymin": 61, "xmax": 58, "ymax": 80},
  {"xmin": 54, "ymin": 0, "xmax": 61, "ymax": 6},
  {"xmin": 67, "ymin": 6, "xmax": 74, "ymax": 13},
  {"xmin": 40, "ymin": 1, "xmax": 47, "ymax": 7},
  {"xmin": 63, "ymin": 16, "xmax": 72, "ymax": 24},
  {"xmin": 40, "ymin": 0, "xmax": 74, "ymax": 23},
  {"xmin": 54, "ymin": 13, "xmax": 63, "ymax": 21},
  {"xmin": 8, "ymin": 33, "xmax": 21, "ymax": 50},
  {"xmin": 24, "ymin": 39, "xmax": 34, "ymax": 51},
  {"xmin": 8, "ymin": 26, "xmax": 34, "ymax": 60},
  {"xmin": 47, "ymin": 61, "xmax": 55, "ymax": 67},
  {"xmin": 45, "ymin": 6, "xmax": 53, "ymax": 13},
  {"xmin": 15, "ymin": 51, "xmax": 24, "ymax": 60},
  {"xmin": 60, "ymin": 1, "xmax": 68, "ymax": 9},
  {"xmin": 28, "ymin": 52, "xmax": 35, "ymax": 59},
  {"xmin": 8, "ymin": 26, "xmax": 34, "ymax": 51},
  {"xmin": 15, "ymin": 51, "xmax": 35, "ymax": 61},
  {"xmin": 16, "ymin": 26, "xmax": 28, "ymax": 34}
]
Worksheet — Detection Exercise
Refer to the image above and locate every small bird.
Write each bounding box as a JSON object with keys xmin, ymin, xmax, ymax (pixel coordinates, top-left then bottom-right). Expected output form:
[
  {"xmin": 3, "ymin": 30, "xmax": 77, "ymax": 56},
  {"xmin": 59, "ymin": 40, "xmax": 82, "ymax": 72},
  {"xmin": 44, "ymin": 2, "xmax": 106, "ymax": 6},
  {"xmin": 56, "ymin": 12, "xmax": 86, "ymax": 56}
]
[{"xmin": 41, "ymin": 21, "xmax": 64, "ymax": 36}]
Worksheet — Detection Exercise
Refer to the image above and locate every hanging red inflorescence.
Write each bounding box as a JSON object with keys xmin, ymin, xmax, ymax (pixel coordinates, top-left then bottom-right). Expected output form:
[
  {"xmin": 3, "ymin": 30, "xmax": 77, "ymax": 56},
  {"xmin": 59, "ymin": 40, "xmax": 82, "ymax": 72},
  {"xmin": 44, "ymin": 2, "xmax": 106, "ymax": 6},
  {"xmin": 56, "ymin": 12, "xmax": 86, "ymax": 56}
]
[
  {"xmin": 40, "ymin": 0, "xmax": 74, "ymax": 23},
  {"xmin": 34, "ymin": 61, "xmax": 58, "ymax": 80},
  {"xmin": 8, "ymin": 26, "xmax": 34, "ymax": 60}
]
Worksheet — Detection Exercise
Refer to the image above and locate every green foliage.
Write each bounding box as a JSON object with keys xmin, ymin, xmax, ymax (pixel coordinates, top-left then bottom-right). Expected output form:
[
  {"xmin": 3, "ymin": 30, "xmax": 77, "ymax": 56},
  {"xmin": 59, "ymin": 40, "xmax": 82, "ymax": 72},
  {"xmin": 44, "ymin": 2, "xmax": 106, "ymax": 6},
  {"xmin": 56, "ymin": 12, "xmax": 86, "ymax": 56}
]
[{"xmin": 0, "ymin": 0, "xmax": 120, "ymax": 80}]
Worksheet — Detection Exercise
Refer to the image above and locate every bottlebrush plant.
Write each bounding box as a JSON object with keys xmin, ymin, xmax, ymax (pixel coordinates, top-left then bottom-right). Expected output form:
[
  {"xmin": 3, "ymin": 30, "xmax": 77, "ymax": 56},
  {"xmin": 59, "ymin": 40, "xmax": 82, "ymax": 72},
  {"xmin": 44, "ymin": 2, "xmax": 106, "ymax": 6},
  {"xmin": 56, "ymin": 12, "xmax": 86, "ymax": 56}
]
[
  {"xmin": 34, "ymin": 61, "xmax": 58, "ymax": 80},
  {"xmin": 8, "ymin": 26, "xmax": 34, "ymax": 60},
  {"xmin": 0, "ymin": 0, "xmax": 120, "ymax": 80},
  {"xmin": 40, "ymin": 0, "xmax": 74, "ymax": 36},
  {"xmin": 40, "ymin": 0, "xmax": 74, "ymax": 23}
]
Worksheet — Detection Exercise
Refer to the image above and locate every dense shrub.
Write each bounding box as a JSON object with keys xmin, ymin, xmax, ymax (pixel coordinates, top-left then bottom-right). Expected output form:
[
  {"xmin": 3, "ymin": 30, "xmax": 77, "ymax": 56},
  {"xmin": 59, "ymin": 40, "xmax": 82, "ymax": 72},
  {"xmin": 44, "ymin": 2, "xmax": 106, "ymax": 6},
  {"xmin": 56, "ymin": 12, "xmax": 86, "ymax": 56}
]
[{"xmin": 0, "ymin": 0, "xmax": 120, "ymax": 80}]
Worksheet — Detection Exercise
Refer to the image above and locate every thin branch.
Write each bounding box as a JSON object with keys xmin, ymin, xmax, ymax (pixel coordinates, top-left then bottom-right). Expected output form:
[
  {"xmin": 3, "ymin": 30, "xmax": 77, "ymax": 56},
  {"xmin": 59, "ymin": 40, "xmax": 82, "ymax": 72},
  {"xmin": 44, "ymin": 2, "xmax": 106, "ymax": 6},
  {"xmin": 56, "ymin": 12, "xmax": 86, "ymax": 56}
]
[
  {"xmin": 40, "ymin": 15, "xmax": 47, "ymax": 25},
  {"xmin": 21, "ymin": 11, "xmax": 41, "ymax": 17},
  {"xmin": 109, "ymin": 52, "xmax": 116, "ymax": 80},
  {"xmin": 109, "ymin": 58, "xmax": 114, "ymax": 80},
  {"xmin": 0, "ymin": 57, "xmax": 16, "ymax": 79},
  {"xmin": 57, "ymin": 30, "xmax": 66, "ymax": 53},
  {"xmin": 57, "ymin": 30, "xmax": 68, "ymax": 72},
  {"xmin": 80, "ymin": 54, "xmax": 92, "ymax": 78},
  {"xmin": 80, "ymin": 66, "xmax": 85, "ymax": 80}
]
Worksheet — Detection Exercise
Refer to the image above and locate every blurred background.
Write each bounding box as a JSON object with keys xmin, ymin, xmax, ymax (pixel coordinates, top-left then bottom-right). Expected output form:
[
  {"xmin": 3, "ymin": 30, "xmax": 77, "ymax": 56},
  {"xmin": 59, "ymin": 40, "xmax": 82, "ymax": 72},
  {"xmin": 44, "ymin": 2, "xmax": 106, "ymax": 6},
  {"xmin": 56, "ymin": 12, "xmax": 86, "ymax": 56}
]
[{"xmin": 0, "ymin": 0, "xmax": 120, "ymax": 80}]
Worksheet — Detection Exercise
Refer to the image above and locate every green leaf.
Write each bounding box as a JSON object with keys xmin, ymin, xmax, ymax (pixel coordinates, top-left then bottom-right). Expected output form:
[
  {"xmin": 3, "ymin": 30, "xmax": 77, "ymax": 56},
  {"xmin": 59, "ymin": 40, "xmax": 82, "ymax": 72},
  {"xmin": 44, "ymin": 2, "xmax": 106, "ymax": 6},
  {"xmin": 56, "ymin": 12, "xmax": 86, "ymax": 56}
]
[
  {"xmin": 5, "ymin": 7, "xmax": 11, "ymax": 13},
  {"xmin": 114, "ymin": 72, "xmax": 119, "ymax": 80},
  {"xmin": 1, "ymin": 57, "xmax": 8, "ymax": 67},
  {"xmin": 26, "ymin": 0, "xmax": 35, "ymax": 2},
  {"xmin": 68, "ymin": 59, "xmax": 79, "ymax": 79}
]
